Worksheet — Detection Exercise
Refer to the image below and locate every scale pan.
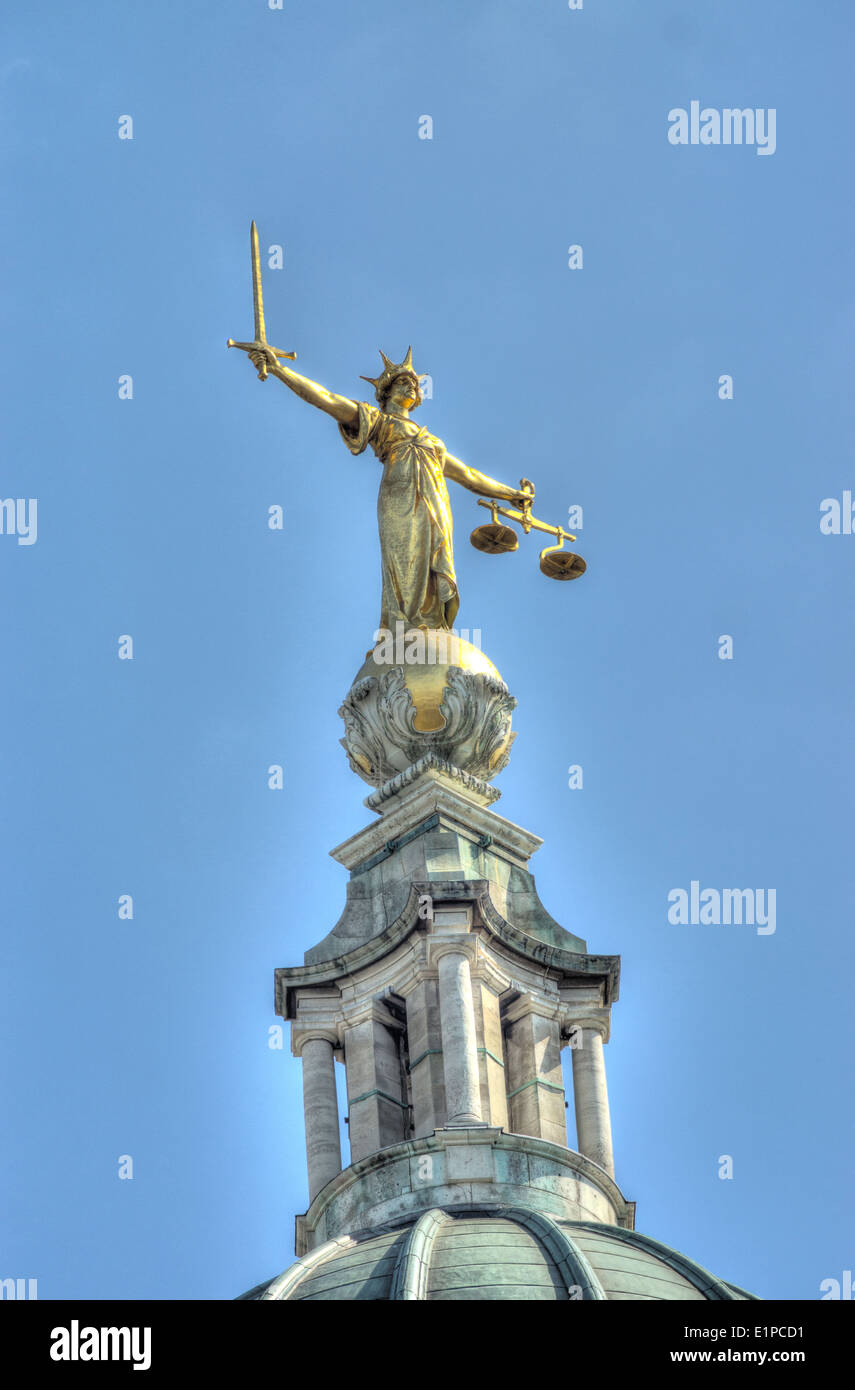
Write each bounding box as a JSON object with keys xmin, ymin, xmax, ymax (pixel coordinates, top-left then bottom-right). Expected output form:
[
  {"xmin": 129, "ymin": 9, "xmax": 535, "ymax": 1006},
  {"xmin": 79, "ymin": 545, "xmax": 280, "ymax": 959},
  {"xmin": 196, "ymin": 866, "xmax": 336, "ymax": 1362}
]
[
  {"xmin": 540, "ymin": 550, "xmax": 586, "ymax": 581},
  {"xmin": 470, "ymin": 523, "xmax": 519, "ymax": 555}
]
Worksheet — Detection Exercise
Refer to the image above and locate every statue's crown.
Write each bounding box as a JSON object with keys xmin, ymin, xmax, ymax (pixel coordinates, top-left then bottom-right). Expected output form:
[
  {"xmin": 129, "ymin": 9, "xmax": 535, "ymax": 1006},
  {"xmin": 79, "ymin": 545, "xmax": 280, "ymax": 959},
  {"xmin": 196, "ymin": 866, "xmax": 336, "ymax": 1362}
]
[{"xmin": 360, "ymin": 347, "xmax": 423, "ymax": 407}]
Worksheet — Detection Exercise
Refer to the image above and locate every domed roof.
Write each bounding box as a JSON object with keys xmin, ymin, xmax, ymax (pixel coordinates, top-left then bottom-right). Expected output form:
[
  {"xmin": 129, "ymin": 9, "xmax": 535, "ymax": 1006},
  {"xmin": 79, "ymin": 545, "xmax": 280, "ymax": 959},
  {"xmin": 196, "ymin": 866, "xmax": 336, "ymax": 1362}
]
[{"xmin": 239, "ymin": 1208, "xmax": 757, "ymax": 1302}]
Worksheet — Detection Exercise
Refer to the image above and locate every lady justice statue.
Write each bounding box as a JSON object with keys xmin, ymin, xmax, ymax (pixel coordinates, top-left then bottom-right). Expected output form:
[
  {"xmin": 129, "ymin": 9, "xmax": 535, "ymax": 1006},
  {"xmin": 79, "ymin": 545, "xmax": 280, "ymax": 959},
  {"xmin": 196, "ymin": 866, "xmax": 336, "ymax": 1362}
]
[
  {"xmin": 228, "ymin": 223, "xmax": 583, "ymax": 793},
  {"xmin": 246, "ymin": 340, "xmax": 533, "ymax": 635}
]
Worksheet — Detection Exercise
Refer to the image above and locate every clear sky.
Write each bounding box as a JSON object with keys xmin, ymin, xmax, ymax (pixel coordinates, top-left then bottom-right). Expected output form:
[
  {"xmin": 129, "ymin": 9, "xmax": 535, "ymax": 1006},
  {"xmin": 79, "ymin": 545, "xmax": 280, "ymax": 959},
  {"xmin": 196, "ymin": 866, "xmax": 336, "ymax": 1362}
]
[{"xmin": 1, "ymin": 0, "xmax": 852, "ymax": 1301}]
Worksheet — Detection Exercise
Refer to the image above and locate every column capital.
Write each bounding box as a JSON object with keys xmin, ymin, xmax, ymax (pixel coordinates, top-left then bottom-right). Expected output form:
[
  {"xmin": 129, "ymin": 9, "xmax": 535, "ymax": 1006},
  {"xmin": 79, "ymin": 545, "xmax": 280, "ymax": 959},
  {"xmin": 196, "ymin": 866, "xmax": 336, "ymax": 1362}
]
[
  {"xmin": 562, "ymin": 1007, "xmax": 611, "ymax": 1044},
  {"xmin": 426, "ymin": 936, "xmax": 478, "ymax": 970},
  {"xmin": 290, "ymin": 1027, "xmax": 341, "ymax": 1059}
]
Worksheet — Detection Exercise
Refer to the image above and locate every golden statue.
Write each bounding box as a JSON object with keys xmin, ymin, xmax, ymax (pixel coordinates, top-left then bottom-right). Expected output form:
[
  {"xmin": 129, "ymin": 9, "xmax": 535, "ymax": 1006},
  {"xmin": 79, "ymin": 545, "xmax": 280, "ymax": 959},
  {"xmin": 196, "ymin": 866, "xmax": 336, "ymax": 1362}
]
[{"xmin": 228, "ymin": 224, "xmax": 583, "ymax": 634}]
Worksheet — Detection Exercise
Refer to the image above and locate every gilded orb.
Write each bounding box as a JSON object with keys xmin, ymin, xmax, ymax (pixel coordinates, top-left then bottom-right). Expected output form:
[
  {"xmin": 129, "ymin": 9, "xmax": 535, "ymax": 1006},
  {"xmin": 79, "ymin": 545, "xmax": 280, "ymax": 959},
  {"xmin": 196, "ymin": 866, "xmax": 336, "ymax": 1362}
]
[{"xmin": 338, "ymin": 631, "xmax": 517, "ymax": 790}]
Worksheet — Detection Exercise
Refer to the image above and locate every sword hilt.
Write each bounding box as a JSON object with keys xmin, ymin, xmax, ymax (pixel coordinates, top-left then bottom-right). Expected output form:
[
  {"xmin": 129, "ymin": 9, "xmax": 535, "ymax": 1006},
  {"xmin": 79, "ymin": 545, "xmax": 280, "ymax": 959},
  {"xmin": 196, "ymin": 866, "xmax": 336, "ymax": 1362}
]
[{"xmin": 226, "ymin": 340, "xmax": 298, "ymax": 381}]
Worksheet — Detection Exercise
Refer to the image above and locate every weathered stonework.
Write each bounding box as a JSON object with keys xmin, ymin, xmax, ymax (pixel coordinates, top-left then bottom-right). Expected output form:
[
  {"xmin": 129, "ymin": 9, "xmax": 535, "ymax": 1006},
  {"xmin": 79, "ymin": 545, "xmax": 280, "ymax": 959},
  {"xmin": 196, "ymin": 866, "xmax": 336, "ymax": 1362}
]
[
  {"xmin": 293, "ymin": 1128, "xmax": 633, "ymax": 1257},
  {"xmin": 339, "ymin": 663, "xmax": 517, "ymax": 788},
  {"xmin": 273, "ymin": 769, "xmax": 625, "ymax": 1265},
  {"xmin": 240, "ymin": 637, "xmax": 758, "ymax": 1301}
]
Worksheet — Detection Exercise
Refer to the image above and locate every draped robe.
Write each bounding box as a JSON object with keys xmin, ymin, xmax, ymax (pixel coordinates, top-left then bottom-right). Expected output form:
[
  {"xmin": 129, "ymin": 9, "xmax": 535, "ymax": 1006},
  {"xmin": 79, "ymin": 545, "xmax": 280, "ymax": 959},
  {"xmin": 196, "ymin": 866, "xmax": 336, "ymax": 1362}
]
[{"xmin": 339, "ymin": 403, "xmax": 460, "ymax": 631}]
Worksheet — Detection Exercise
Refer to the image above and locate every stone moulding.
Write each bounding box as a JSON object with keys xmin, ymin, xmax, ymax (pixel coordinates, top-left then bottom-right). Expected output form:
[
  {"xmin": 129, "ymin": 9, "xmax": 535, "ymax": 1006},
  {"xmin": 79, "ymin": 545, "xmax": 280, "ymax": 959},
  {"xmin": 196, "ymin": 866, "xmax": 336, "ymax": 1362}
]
[
  {"xmin": 253, "ymin": 1234, "xmax": 358, "ymax": 1303},
  {"xmin": 363, "ymin": 753, "xmax": 501, "ymax": 810},
  {"xmin": 292, "ymin": 1126, "xmax": 635, "ymax": 1257},
  {"xmin": 476, "ymin": 889, "xmax": 620, "ymax": 1000},
  {"xmin": 274, "ymin": 880, "xmax": 620, "ymax": 1019},
  {"xmin": 387, "ymin": 1205, "xmax": 608, "ymax": 1301},
  {"xmin": 497, "ymin": 1208, "xmax": 607, "ymax": 1300},
  {"xmin": 388, "ymin": 1208, "xmax": 450, "ymax": 1301},
  {"xmin": 339, "ymin": 665, "xmax": 517, "ymax": 788}
]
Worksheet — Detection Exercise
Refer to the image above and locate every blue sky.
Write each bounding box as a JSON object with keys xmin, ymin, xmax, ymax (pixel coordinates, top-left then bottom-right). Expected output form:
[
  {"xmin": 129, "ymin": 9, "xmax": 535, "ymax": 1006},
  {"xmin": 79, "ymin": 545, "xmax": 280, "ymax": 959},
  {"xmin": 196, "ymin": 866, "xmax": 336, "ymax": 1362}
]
[{"xmin": 1, "ymin": 0, "xmax": 853, "ymax": 1300}]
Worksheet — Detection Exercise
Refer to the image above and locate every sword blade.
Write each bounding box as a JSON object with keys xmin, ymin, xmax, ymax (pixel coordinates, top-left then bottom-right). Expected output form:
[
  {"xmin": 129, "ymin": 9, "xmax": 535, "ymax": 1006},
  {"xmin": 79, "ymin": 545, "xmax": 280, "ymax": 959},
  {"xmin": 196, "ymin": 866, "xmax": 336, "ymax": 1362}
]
[{"xmin": 251, "ymin": 220, "xmax": 266, "ymax": 345}]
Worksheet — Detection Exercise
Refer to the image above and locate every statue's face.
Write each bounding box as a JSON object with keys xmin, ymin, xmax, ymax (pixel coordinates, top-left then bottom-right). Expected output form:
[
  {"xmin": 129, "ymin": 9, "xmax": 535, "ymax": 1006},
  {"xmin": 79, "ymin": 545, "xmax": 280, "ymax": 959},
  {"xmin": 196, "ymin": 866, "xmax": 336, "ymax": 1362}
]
[{"xmin": 387, "ymin": 375, "xmax": 419, "ymax": 410}]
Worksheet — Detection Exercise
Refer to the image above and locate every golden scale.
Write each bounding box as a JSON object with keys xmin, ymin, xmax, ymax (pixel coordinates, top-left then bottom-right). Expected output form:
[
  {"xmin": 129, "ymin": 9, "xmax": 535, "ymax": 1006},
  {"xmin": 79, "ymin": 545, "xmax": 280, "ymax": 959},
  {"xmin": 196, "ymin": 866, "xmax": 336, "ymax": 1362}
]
[{"xmin": 470, "ymin": 482, "xmax": 586, "ymax": 582}]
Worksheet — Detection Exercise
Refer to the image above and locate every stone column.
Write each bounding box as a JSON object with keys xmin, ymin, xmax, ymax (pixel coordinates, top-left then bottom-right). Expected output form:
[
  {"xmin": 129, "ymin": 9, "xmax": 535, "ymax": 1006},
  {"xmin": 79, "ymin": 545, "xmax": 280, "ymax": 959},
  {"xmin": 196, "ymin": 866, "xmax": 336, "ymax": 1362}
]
[
  {"xmin": 298, "ymin": 1035, "xmax": 342, "ymax": 1203},
  {"xmin": 437, "ymin": 949, "xmax": 482, "ymax": 1124},
  {"xmin": 570, "ymin": 1022, "xmax": 615, "ymax": 1178},
  {"xmin": 503, "ymin": 997, "xmax": 567, "ymax": 1147}
]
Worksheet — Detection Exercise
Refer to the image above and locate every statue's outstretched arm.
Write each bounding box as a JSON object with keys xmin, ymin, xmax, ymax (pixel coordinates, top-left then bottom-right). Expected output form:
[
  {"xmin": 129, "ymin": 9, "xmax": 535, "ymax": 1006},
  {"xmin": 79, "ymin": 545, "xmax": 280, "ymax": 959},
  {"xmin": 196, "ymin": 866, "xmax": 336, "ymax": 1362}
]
[
  {"xmin": 444, "ymin": 453, "xmax": 533, "ymax": 509},
  {"xmin": 248, "ymin": 345, "xmax": 358, "ymax": 426}
]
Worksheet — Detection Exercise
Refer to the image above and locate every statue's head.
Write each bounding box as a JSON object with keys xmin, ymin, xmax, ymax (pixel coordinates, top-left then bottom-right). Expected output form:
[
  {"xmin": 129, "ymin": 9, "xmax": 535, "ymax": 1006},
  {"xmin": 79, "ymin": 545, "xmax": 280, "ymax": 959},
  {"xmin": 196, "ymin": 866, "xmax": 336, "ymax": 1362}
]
[{"xmin": 360, "ymin": 347, "xmax": 423, "ymax": 411}]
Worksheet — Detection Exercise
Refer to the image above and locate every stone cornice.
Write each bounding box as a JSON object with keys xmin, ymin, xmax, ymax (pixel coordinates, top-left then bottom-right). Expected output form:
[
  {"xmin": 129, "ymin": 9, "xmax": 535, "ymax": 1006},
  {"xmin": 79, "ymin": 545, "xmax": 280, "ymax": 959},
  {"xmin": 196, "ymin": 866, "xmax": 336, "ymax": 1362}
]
[
  {"xmin": 275, "ymin": 880, "xmax": 619, "ymax": 1017},
  {"xmin": 476, "ymin": 889, "xmax": 621, "ymax": 1003},
  {"xmin": 330, "ymin": 779, "xmax": 542, "ymax": 873}
]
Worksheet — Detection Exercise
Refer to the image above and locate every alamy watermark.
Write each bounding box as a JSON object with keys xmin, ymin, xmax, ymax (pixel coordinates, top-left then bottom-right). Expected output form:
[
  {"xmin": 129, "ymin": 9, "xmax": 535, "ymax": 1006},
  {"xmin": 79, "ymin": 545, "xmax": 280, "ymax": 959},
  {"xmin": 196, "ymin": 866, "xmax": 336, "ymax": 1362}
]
[
  {"xmin": 820, "ymin": 1270, "xmax": 854, "ymax": 1300},
  {"xmin": 0, "ymin": 497, "xmax": 37, "ymax": 545},
  {"xmin": 50, "ymin": 1322, "xmax": 151, "ymax": 1371},
  {"xmin": 372, "ymin": 621, "xmax": 482, "ymax": 665},
  {"xmin": 668, "ymin": 103, "xmax": 776, "ymax": 156},
  {"xmin": 1, "ymin": 1277, "xmax": 37, "ymax": 1299},
  {"xmin": 820, "ymin": 492, "xmax": 855, "ymax": 534},
  {"xmin": 668, "ymin": 881, "xmax": 776, "ymax": 936}
]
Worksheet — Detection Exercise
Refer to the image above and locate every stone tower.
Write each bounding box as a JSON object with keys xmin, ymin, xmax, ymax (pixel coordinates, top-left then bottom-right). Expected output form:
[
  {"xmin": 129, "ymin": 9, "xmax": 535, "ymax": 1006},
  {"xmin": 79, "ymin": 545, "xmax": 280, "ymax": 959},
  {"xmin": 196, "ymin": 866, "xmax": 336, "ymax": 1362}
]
[{"xmin": 241, "ymin": 637, "xmax": 756, "ymax": 1301}]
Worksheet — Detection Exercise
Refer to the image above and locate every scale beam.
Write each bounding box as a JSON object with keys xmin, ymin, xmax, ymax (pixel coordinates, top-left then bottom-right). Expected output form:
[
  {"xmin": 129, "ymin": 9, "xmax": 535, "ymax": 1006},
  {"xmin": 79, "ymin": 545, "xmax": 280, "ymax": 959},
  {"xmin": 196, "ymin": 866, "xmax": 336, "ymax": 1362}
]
[{"xmin": 477, "ymin": 496, "xmax": 576, "ymax": 544}]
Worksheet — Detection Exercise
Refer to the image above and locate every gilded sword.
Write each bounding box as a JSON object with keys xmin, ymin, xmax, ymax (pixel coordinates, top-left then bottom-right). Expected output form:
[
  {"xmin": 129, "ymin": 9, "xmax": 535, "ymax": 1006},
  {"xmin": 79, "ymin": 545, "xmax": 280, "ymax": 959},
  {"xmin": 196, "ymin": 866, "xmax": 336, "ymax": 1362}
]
[{"xmin": 227, "ymin": 221, "xmax": 296, "ymax": 380}]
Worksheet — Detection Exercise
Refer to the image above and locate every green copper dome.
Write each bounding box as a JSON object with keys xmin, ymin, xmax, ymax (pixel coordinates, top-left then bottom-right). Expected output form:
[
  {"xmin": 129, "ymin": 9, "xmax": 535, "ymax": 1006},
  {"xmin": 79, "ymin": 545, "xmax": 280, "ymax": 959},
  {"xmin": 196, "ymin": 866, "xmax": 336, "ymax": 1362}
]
[{"xmin": 239, "ymin": 1208, "xmax": 757, "ymax": 1302}]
